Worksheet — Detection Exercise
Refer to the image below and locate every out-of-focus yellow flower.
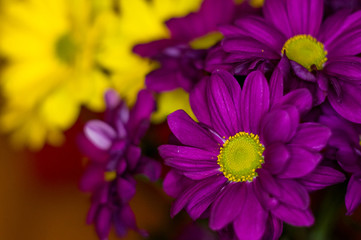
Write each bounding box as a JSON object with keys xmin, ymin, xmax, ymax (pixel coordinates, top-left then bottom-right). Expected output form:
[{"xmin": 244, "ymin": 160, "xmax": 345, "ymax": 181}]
[
  {"xmin": 0, "ymin": 0, "xmax": 202, "ymax": 150},
  {"xmin": 97, "ymin": 0, "xmax": 202, "ymax": 105},
  {"xmin": 0, "ymin": 0, "xmax": 112, "ymax": 149}
]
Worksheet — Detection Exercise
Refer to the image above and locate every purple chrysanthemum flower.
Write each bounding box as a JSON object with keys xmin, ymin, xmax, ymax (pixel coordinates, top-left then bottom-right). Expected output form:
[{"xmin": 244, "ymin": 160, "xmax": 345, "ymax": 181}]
[
  {"xmin": 159, "ymin": 69, "xmax": 344, "ymax": 240},
  {"xmin": 319, "ymin": 103, "xmax": 361, "ymax": 215},
  {"xmin": 214, "ymin": 0, "xmax": 361, "ymax": 123},
  {"xmin": 134, "ymin": 0, "xmax": 246, "ymax": 93},
  {"xmin": 79, "ymin": 89, "xmax": 161, "ymax": 239}
]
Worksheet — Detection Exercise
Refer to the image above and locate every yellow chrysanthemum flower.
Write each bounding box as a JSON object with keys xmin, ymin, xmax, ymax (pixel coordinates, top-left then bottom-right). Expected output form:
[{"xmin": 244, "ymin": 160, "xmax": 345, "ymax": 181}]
[{"xmin": 0, "ymin": 0, "xmax": 202, "ymax": 150}]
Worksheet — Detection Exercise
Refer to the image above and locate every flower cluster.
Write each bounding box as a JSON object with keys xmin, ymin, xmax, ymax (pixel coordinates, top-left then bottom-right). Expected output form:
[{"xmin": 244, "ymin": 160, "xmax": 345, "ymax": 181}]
[{"xmin": 2, "ymin": 0, "xmax": 361, "ymax": 239}]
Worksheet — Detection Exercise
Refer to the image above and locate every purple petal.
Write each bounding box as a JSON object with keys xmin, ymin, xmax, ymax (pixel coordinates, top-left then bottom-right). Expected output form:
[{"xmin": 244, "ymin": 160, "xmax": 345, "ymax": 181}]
[
  {"xmin": 290, "ymin": 123, "xmax": 331, "ymax": 151},
  {"xmin": 222, "ymin": 36, "xmax": 280, "ymax": 59},
  {"xmin": 286, "ymin": 0, "xmax": 323, "ymax": 36},
  {"xmin": 159, "ymin": 145, "xmax": 217, "ymax": 162},
  {"xmin": 299, "ymin": 166, "xmax": 346, "ymax": 191},
  {"xmin": 290, "ymin": 61, "xmax": 317, "ymax": 81},
  {"xmin": 269, "ymin": 61, "xmax": 286, "ymax": 106},
  {"xmin": 328, "ymin": 81, "xmax": 361, "ymax": 123},
  {"xmin": 325, "ymin": 56, "xmax": 361, "ymax": 82},
  {"xmin": 260, "ymin": 107, "xmax": 299, "ymax": 145},
  {"xmin": 272, "ymin": 89, "xmax": 312, "ymax": 115},
  {"xmin": 241, "ymin": 71, "xmax": 270, "ymax": 134},
  {"xmin": 346, "ymin": 174, "xmax": 361, "ymax": 215},
  {"xmin": 167, "ymin": 110, "xmax": 220, "ymax": 151},
  {"xmin": 171, "ymin": 177, "xmax": 218, "ymax": 217},
  {"xmin": 263, "ymin": 143, "xmax": 290, "ymax": 175},
  {"xmin": 262, "ymin": 215, "xmax": 283, "ymax": 240},
  {"xmin": 278, "ymin": 145, "xmax": 322, "ymax": 178},
  {"xmin": 263, "ymin": 0, "xmax": 293, "ymax": 38},
  {"xmin": 163, "ymin": 170, "xmax": 192, "ymax": 198},
  {"xmin": 271, "ymin": 204, "xmax": 314, "ymax": 227},
  {"xmin": 105, "ymin": 89, "xmax": 121, "ymax": 109},
  {"xmin": 210, "ymin": 183, "xmax": 247, "ymax": 230},
  {"xmin": 190, "ymin": 77, "xmax": 212, "ymax": 127},
  {"xmin": 117, "ymin": 177, "xmax": 136, "ymax": 203},
  {"xmin": 207, "ymin": 70, "xmax": 242, "ymax": 137},
  {"xmin": 84, "ymin": 120, "xmax": 116, "ymax": 150},
  {"xmin": 146, "ymin": 68, "xmax": 182, "ymax": 92},
  {"xmin": 233, "ymin": 184, "xmax": 268, "ymax": 240},
  {"xmin": 136, "ymin": 156, "xmax": 161, "ymax": 182},
  {"xmin": 273, "ymin": 179, "xmax": 310, "ymax": 209},
  {"xmin": 95, "ymin": 206, "xmax": 112, "ymax": 239},
  {"xmin": 186, "ymin": 175, "xmax": 226, "ymax": 220},
  {"xmin": 234, "ymin": 16, "xmax": 286, "ymax": 51},
  {"xmin": 127, "ymin": 89, "xmax": 155, "ymax": 138}
]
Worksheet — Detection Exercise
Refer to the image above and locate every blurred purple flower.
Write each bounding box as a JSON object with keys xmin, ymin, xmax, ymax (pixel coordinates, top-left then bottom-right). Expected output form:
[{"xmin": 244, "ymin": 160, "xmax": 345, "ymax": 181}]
[
  {"xmin": 134, "ymin": 0, "xmax": 254, "ymax": 93},
  {"xmin": 213, "ymin": 0, "xmax": 361, "ymax": 123},
  {"xmin": 319, "ymin": 103, "xmax": 361, "ymax": 215},
  {"xmin": 159, "ymin": 69, "xmax": 344, "ymax": 240},
  {"xmin": 78, "ymin": 89, "xmax": 161, "ymax": 239}
]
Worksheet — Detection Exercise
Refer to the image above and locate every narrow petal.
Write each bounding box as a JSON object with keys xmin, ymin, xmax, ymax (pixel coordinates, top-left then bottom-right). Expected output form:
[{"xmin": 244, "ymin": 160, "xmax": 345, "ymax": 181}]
[
  {"xmin": 117, "ymin": 177, "xmax": 136, "ymax": 203},
  {"xmin": 84, "ymin": 120, "xmax": 116, "ymax": 150},
  {"xmin": 328, "ymin": 81, "xmax": 361, "ymax": 123},
  {"xmin": 271, "ymin": 204, "xmax": 314, "ymax": 226},
  {"xmin": 222, "ymin": 36, "xmax": 280, "ymax": 59},
  {"xmin": 159, "ymin": 145, "xmax": 217, "ymax": 162},
  {"xmin": 210, "ymin": 183, "xmax": 247, "ymax": 230},
  {"xmin": 95, "ymin": 206, "xmax": 112, "ymax": 239},
  {"xmin": 167, "ymin": 110, "xmax": 219, "ymax": 151},
  {"xmin": 190, "ymin": 77, "xmax": 212, "ymax": 127},
  {"xmin": 278, "ymin": 145, "xmax": 321, "ymax": 178},
  {"xmin": 241, "ymin": 71, "xmax": 270, "ymax": 134},
  {"xmin": 263, "ymin": 0, "xmax": 293, "ymax": 38},
  {"xmin": 163, "ymin": 170, "xmax": 192, "ymax": 198},
  {"xmin": 299, "ymin": 166, "xmax": 345, "ymax": 191},
  {"xmin": 262, "ymin": 215, "xmax": 283, "ymax": 240},
  {"xmin": 207, "ymin": 70, "xmax": 242, "ymax": 137},
  {"xmin": 290, "ymin": 123, "xmax": 331, "ymax": 151},
  {"xmin": 137, "ymin": 156, "xmax": 162, "ymax": 182},
  {"xmin": 346, "ymin": 174, "xmax": 361, "ymax": 215},
  {"xmin": 233, "ymin": 184, "xmax": 268, "ymax": 240},
  {"xmin": 273, "ymin": 179, "xmax": 310, "ymax": 209},
  {"xmin": 325, "ymin": 56, "xmax": 361, "ymax": 82},
  {"xmin": 105, "ymin": 89, "xmax": 121, "ymax": 109}
]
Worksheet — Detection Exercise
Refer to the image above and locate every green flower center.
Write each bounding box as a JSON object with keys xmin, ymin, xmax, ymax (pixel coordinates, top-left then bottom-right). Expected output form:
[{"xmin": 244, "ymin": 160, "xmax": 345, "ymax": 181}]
[
  {"xmin": 55, "ymin": 33, "xmax": 77, "ymax": 64},
  {"xmin": 282, "ymin": 34, "xmax": 328, "ymax": 71},
  {"xmin": 217, "ymin": 132, "xmax": 265, "ymax": 182}
]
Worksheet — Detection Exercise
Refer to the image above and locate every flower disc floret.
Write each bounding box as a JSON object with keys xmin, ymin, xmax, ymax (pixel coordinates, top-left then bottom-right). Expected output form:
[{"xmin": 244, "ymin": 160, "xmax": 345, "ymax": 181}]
[
  {"xmin": 217, "ymin": 132, "xmax": 265, "ymax": 182},
  {"xmin": 282, "ymin": 34, "xmax": 328, "ymax": 71}
]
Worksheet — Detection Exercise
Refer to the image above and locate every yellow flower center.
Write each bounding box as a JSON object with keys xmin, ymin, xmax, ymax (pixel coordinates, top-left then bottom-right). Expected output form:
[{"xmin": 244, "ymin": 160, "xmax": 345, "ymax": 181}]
[
  {"xmin": 217, "ymin": 132, "xmax": 265, "ymax": 182},
  {"xmin": 55, "ymin": 33, "xmax": 78, "ymax": 64},
  {"xmin": 282, "ymin": 34, "xmax": 328, "ymax": 71}
]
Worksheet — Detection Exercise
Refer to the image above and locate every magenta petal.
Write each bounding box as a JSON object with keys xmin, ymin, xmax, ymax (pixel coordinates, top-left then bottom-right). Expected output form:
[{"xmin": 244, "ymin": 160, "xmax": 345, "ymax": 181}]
[
  {"xmin": 233, "ymin": 184, "xmax": 267, "ymax": 240},
  {"xmin": 346, "ymin": 174, "xmax": 361, "ymax": 215},
  {"xmin": 262, "ymin": 215, "xmax": 283, "ymax": 240},
  {"xmin": 273, "ymin": 89, "xmax": 312, "ymax": 115},
  {"xmin": 167, "ymin": 110, "xmax": 219, "ymax": 150},
  {"xmin": 186, "ymin": 176, "xmax": 226, "ymax": 220},
  {"xmin": 85, "ymin": 120, "xmax": 116, "ymax": 150},
  {"xmin": 241, "ymin": 71, "xmax": 270, "ymax": 134},
  {"xmin": 263, "ymin": 143, "xmax": 289, "ymax": 175},
  {"xmin": 263, "ymin": 0, "xmax": 293, "ymax": 37},
  {"xmin": 210, "ymin": 183, "xmax": 246, "ymax": 230},
  {"xmin": 286, "ymin": 0, "xmax": 323, "ymax": 36},
  {"xmin": 95, "ymin": 206, "xmax": 112, "ymax": 239},
  {"xmin": 271, "ymin": 204, "xmax": 314, "ymax": 227},
  {"xmin": 171, "ymin": 178, "xmax": 215, "ymax": 217},
  {"xmin": 206, "ymin": 70, "xmax": 242, "ymax": 137},
  {"xmin": 325, "ymin": 56, "xmax": 361, "ymax": 82},
  {"xmin": 299, "ymin": 166, "xmax": 345, "ymax": 191},
  {"xmin": 328, "ymin": 81, "xmax": 361, "ymax": 124},
  {"xmin": 278, "ymin": 145, "xmax": 321, "ymax": 178},
  {"xmin": 273, "ymin": 179, "xmax": 310, "ymax": 209},
  {"xmin": 190, "ymin": 77, "xmax": 212, "ymax": 127},
  {"xmin": 137, "ymin": 156, "xmax": 161, "ymax": 182},
  {"xmin": 105, "ymin": 89, "xmax": 121, "ymax": 109},
  {"xmin": 260, "ymin": 107, "xmax": 299, "ymax": 145},
  {"xmin": 117, "ymin": 177, "xmax": 136, "ymax": 203},
  {"xmin": 291, "ymin": 123, "xmax": 331, "ymax": 151},
  {"xmin": 163, "ymin": 170, "xmax": 191, "ymax": 198}
]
